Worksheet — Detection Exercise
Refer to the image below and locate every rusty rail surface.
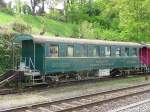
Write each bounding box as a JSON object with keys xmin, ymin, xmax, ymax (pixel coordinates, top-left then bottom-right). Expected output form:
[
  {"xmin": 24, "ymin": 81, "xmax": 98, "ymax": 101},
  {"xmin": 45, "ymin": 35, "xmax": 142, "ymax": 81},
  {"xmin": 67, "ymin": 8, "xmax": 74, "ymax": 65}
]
[{"xmin": 2, "ymin": 82, "xmax": 150, "ymax": 112}]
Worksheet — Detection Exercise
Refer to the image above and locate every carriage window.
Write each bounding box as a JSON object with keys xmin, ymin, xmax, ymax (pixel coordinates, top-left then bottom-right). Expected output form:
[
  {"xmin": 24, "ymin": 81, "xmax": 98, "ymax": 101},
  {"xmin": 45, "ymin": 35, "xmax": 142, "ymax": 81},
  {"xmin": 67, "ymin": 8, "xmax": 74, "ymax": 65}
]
[
  {"xmin": 67, "ymin": 45, "xmax": 74, "ymax": 57},
  {"xmin": 116, "ymin": 47, "xmax": 121, "ymax": 56},
  {"xmin": 92, "ymin": 47, "xmax": 99, "ymax": 57},
  {"xmin": 105, "ymin": 46, "xmax": 111, "ymax": 57},
  {"xmin": 81, "ymin": 45, "xmax": 87, "ymax": 57},
  {"xmin": 49, "ymin": 45, "xmax": 59, "ymax": 57},
  {"xmin": 132, "ymin": 48, "xmax": 137, "ymax": 56},
  {"xmin": 125, "ymin": 48, "xmax": 129, "ymax": 56}
]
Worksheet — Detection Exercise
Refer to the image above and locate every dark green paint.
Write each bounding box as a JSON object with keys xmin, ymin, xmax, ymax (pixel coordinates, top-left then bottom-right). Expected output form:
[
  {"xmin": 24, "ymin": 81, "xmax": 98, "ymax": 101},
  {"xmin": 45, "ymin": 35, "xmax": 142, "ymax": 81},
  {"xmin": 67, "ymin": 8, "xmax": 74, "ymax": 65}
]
[{"xmin": 44, "ymin": 57, "xmax": 140, "ymax": 74}]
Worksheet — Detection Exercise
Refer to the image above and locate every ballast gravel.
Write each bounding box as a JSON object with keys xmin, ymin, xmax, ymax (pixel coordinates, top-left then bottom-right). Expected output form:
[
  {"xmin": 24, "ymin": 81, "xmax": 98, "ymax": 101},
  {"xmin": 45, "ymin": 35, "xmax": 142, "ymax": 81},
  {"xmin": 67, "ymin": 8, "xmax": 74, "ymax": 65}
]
[
  {"xmin": 77, "ymin": 91, "xmax": 150, "ymax": 112},
  {"xmin": 119, "ymin": 101, "xmax": 150, "ymax": 112},
  {"xmin": 0, "ymin": 77, "xmax": 150, "ymax": 111}
]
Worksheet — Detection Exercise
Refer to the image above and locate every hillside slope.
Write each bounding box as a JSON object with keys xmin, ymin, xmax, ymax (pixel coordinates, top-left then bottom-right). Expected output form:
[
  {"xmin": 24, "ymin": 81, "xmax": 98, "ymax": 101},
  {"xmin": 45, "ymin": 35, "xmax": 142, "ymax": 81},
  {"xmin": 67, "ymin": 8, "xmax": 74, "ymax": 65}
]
[
  {"xmin": 0, "ymin": 12, "xmax": 76, "ymax": 37},
  {"xmin": 0, "ymin": 12, "xmax": 148, "ymax": 43}
]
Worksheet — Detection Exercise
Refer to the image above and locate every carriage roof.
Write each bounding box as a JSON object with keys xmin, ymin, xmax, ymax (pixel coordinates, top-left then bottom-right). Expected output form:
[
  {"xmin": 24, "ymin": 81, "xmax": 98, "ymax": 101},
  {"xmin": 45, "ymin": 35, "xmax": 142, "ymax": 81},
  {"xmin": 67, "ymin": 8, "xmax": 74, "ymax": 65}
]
[{"xmin": 14, "ymin": 34, "xmax": 142, "ymax": 47}]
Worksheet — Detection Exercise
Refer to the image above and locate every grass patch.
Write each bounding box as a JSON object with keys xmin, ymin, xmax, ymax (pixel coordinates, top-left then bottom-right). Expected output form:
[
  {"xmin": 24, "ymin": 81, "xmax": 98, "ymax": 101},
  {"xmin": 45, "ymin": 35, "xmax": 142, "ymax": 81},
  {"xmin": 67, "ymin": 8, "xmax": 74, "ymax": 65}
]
[
  {"xmin": 0, "ymin": 12, "xmax": 15, "ymax": 25},
  {"xmin": 0, "ymin": 12, "xmax": 76, "ymax": 37}
]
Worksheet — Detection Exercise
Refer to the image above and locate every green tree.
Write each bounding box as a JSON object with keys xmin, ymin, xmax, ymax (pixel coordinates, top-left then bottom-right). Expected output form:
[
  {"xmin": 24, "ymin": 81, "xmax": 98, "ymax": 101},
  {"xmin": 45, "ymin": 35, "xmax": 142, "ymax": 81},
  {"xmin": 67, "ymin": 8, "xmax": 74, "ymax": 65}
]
[
  {"xmin": 0, "ymin": 33, "xmax": 14, "ymax": 74},
  {"xmin": 117, "ymin": 0, "xmax": 150, "ymax": 42},
  {"xmin": 30, "ymin": 0, "xmax": 46, "ymax": 15},
  {"xmin": 22, "ymin": 4, "xmax": 32, "ymax": 14},
  {"xmin": 0, "ymin": 0, "xmax": 6, "ymax": 9},
  {"xmin": 79, "ymin": 21, "xmax": 94, "ymax": 39},
  {"xmin": 14, "ymin": 0, "xmax": 22, "ymax": 14}
]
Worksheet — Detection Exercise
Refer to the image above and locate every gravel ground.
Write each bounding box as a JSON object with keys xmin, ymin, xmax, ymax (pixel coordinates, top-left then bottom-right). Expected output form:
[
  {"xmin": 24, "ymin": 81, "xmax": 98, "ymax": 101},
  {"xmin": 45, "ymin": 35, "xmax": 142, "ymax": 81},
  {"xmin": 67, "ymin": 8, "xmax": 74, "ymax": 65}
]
[
  {"xmin": 77, "ymin": 91, "xmax": 150, "ymax": 112},
  {"xmin": 119, "ymin": 101, "xmax": 150, "ymax": 112},
  {"xmin": 0, "ymin": 76, "xmax": 149, "ymax": 110}
]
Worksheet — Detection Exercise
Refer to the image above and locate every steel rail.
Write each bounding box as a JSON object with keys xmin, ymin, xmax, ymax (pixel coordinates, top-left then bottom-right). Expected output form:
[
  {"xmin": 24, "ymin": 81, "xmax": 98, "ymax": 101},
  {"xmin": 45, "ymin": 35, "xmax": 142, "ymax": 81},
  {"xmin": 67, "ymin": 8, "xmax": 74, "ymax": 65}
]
[
  {"xmin": 56, "ymin": 90, "xmax": 150, "ymax": 112},
  {"xmin": 0, "ymin": 75, "xmax": 145, "ymax": 95},
  {"xmin": 2, "ymin": 82, "xmax": 150, "ymax": 112}
]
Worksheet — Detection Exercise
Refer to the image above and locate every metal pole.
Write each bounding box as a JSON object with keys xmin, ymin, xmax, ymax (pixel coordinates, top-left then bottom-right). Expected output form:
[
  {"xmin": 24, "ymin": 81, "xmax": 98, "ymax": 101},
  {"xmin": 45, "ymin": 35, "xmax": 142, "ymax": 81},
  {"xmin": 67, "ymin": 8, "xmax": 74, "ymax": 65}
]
[
  {"xmin": 12, "ymin": 42, "xmax": 14, "ymax": 70},
  {"xmin": 34, "ymin": 42, "xmax": 35, "ymax": 71},
  {"xmin": 140, "ymin": 48, "xmax": 142, "ymax": 67},
  {"xmin": 145, "ymin": 48, "xmax": 149, "ymax": 80},
  {"xmin": 148, "ymin": 48, "xmax": 149, "ymax": 67},
  {"xmin": 147, "ymin": 48, "xmax": 148, "ymax": 67}
]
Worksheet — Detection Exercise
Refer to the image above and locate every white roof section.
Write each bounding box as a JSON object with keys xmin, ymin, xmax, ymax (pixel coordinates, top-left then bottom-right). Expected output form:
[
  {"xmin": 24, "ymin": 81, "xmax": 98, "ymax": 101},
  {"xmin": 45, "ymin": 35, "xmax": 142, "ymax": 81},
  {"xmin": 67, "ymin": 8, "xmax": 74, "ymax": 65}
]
[
  {"xmin": 32, "ymin": 35, "xmax": 142, "ymax": 47},
  {"xmin": 142, "ymin": 44, "xmax": 150, "ymax": 48},
  {"xmin": 14, "ymin": 34, "xmax": 143, "ymax": 47}
]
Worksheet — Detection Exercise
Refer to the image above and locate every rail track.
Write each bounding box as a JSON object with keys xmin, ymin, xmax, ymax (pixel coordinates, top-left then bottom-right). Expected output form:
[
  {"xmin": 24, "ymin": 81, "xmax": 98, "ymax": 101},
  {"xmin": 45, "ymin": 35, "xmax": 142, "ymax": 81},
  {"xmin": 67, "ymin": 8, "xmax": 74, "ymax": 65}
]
[
  {"xmin": 0, "ymin": 75, "xmax": 146, "ymax": 95},
  {"xmin": 2, "ymin": 82, "xmax": 150, "ymax": 112}
]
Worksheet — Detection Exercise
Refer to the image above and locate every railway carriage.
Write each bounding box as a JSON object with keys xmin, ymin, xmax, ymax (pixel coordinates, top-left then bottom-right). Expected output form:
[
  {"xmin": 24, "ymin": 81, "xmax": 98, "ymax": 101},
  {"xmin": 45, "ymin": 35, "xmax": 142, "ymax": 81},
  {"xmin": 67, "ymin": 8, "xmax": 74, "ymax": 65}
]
[
  {"xmin": 13, "ymin": 34, "xmax": 145, "ymax": 84},
  {"xmin": 140, "ymin": 45, "xmax": 150, "ymax": 66}
]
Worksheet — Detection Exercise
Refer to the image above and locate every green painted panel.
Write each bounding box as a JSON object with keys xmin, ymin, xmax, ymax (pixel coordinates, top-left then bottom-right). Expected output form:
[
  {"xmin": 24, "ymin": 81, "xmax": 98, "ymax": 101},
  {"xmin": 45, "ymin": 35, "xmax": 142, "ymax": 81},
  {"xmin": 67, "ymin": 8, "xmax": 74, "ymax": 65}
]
[
  {"xmin": 22, "ymin": 40, "xmax": 44, "ymax": 73},
  {"xmin": 44, "ymin": 57, "xmax": 140, "ymax": 74},
  {"xmin": 14, "ymin": 34, "xmax": 33, "ymax": 42},
  {"xmin": 22, "ymin": 40, "xmax": 34, "ymax": 60},
  {"xmin": 35, "ymin": 44, "xmax": 44, "ymax": 73}
]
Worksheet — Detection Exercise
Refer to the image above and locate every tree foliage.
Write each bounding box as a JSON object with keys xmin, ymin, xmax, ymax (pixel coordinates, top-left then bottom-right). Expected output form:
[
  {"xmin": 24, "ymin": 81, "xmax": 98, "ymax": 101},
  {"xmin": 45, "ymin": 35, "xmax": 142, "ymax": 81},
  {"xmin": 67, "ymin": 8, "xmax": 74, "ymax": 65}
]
[
  {"xmin": 30, "ymin": 0, "xmax": 46, "ymax": 15},
  {"xmin": 0, "ymin": 32, "xmax": 14, "ymax": 74},
  {"xmin": 117, "ymin": 0, "xmax": 150, "ymax": 41},
  {"xmin": 64, "ymin": 0, "xmax": 150, "ymax": 41},
  {"xmin": 0, "ymin": 0, "xmax": 6, "ymax": 9}
]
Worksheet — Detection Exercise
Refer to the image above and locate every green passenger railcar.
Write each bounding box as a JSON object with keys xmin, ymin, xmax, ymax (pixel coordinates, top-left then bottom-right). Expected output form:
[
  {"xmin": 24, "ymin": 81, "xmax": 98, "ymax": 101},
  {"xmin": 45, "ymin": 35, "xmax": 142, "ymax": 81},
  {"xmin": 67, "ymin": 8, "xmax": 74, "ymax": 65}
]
[{"xmin": 14, "ymin": 34, "xmax": 142, "ymax": 78}]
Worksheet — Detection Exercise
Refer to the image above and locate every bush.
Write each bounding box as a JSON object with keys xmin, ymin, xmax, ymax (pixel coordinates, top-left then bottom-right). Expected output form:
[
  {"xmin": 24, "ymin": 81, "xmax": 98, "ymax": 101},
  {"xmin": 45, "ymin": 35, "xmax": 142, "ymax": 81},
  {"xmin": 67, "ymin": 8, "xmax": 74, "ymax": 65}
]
[
  {"xmin": 79, "ymin": 21, "xmax": 95, "ymax": 39},
  {"xmin": 45, "ymin": 10, "xmax": 66, "ymax": 22},
  {"xmin": 12, "ymin": 22, "xmax": 32, "ymax": 33},
  {"xmin": 0, "ymin": 8, "xmax": 14, "ymax": 15},
  {"xmin": 0, "ymin": 33, "xmax": 15, "ymax": 74},
  {"xmin": 71, "ymin": 25, "xmax": 80, "ymax": 38},
  {"xmin": 22, "ymin": 4, "xmax": 32, "ymax": 15},
  {"xmin": 0, "ymin": 66, "xmax": 4, "ymax": 75}
]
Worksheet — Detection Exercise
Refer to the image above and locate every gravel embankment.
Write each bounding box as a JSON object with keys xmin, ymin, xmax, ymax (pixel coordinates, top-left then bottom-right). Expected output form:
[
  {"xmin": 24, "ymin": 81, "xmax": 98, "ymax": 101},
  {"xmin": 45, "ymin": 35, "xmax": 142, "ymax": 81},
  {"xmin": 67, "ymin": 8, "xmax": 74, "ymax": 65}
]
[
  {"xmin": 119, "ymin": 101, "xmax": 150, "ymax": 112},
  {"xmin": 0, "ymin": 77, "xmax": 149, "ymax": 110},
  {"xmin": 78, "ymin": 92, "xmax": 150, "ymax": 112}
]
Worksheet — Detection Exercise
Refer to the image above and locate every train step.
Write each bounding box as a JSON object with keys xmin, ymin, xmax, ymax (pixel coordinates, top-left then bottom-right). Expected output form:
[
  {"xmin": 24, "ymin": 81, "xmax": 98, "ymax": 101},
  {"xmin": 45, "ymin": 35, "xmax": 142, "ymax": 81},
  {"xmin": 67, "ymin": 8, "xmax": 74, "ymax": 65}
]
[
  {"xmin": 25, "ymin": 82, "xmax": 48, "ymax": 87},
  {"xmin": 30, "ymin": 79, "xmax": 43, "ymax": 81}
]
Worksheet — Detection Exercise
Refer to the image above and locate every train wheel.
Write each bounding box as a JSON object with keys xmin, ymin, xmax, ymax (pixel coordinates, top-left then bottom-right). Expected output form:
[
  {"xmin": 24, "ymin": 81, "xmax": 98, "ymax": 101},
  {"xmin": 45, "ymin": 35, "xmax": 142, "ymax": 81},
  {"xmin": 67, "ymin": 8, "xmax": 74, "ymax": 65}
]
[{"xmin": 110, "ymin": 69, "xmax": 121, "ymax": 77}]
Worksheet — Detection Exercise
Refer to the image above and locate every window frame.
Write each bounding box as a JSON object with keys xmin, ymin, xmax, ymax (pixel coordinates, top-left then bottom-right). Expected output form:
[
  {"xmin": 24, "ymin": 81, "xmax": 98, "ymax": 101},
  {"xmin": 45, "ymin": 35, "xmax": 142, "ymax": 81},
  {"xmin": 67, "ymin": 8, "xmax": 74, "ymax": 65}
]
[
  {"xmin": 92, "ymin": 46, "xmax": 100, "ymax": 57},
  {"xmin": 67, "ymin": 45, "xmax": 74, "ymax": 57},
  {"xmin": 104, "ymin": 46, "xmax": 111, "ymax": 57},
  {"xmin": 48, "ymin": 44, "xmax": 59, "ymax": 57},
  {"xmin": 88, "ymin": 46, "xmax": 100, "ymax": 57},
  {"xmin": 115, "ymin": 47, "xmax": 121, "ymax": 57},
  {"xmin": 132, "ymin": 48, "xmax": 138, "ymax": 56},
  {"xmin": 80, "ymin": 45, "xmax": 88, "ymax": 57},
  {"xmin": 125, "ymin": 47, "xmax": 130, "ymax": 56}
]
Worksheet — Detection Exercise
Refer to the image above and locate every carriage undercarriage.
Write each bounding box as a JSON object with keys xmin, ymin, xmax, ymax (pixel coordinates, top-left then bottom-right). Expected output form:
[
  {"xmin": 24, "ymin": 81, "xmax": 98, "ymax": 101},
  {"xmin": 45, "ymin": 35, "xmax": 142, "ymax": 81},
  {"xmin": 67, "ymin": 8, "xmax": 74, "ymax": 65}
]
[{"xmin": 15, "ymin": 57, "xmax": 150, "ymax": 87}]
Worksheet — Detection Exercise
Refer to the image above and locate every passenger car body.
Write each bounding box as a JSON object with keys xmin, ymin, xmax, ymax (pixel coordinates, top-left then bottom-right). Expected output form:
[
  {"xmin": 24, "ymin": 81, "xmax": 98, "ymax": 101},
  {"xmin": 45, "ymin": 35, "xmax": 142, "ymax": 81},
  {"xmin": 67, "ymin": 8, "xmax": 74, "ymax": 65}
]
[{"xmin": 14, "ymin": 34, "xmax": 142, "ymax": 76}]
